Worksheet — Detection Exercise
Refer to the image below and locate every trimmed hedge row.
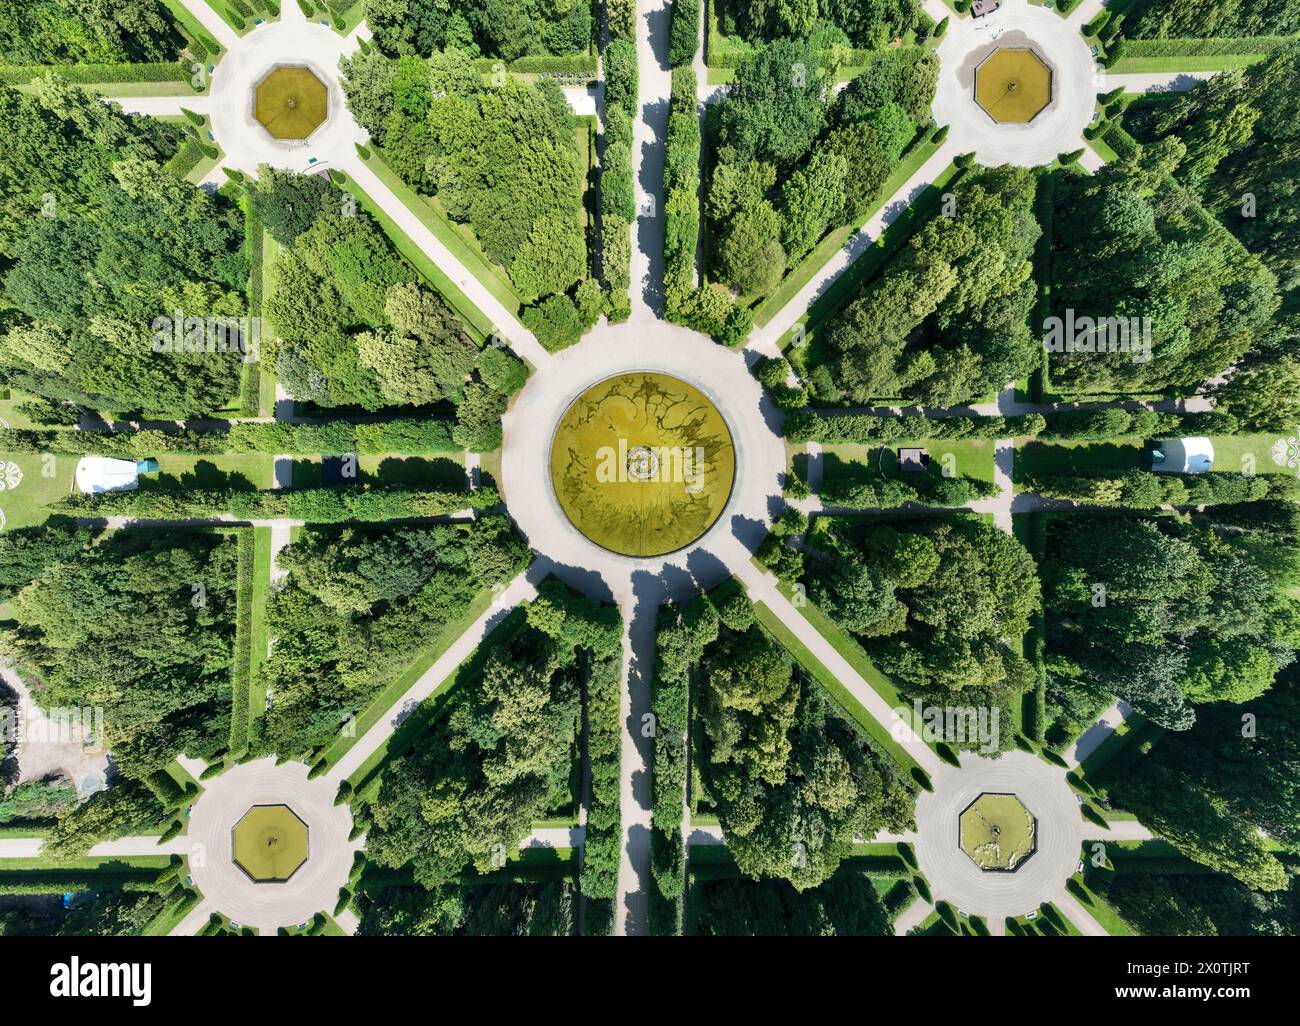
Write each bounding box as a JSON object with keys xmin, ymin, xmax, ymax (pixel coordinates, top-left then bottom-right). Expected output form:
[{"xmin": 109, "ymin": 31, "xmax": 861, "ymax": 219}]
[
  {"xmin": 1026, "ymin": 470, "xmax": 1299, "ymax": 508},
  {"xmin": 0, "ymin": 62, "xmax": 193, "ymax": 86},
  {"xmin": 668, "ymin": 0, "xmax": 700, "ymax": 68},
  {"xmin": 470, "ymin": 54, "xmax": 599, "ymax": 74},
  {"xmin": 663, "ymin": 67, "xmax": 701, "ymax": 317},
  {"xmin": 579, "ymin": 643, "xmax": 622, "ymax": 902},
  {"xmin": 784, "ymin": 408, "xmax": 1237, "ymax": 444},
  {"xmin": 1038, "ymin": 407, "xmax": 1236, "ymax": 441},
  {"xmin": 661, "ymin": 66, "xmax": 750, "ymax": 346},
  {"xmin": 600, "ymin": 38, "xmax": 638, "ymax": 321},
  {"xmin": 785, "ymin": 411, "xmax": 1046, "ymax": 443},
  {"xmin": 820, "ymin": 472, "xmax": 999, "ymax": 510},
  {"xmin": 165, "ymin": 139, "xmax": 208, "ymax": 179},
  {"xmin": 1101, "ymin": 119, "xmax": 1141, "ymax": 160},
  {"xmin": 648, "ymin": 592, "xmax": 726, "ymax": 935},
  {"xmin": 55, "ymin": 484, "xmax": 497, "ymax": 523},
  {"xmin": 0, "ymin": 418, "xmax": 462, "ymax": 458},
  {"xmin": 0, "ymin": 869, "xmax": 170, "ymax": 895},
  {"xmin": 142, "ymin": 768, "xmax": 198, "ymax": 811},
  {"xmin": 228, "ymin": 529, "xmax": 255, "ymax": 758}
]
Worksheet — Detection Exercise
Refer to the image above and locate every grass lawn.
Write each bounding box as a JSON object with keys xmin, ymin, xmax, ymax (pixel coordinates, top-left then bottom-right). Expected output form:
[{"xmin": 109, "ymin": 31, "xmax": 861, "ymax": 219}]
[
  {"xmin": 1086, "ymin": 130, "xmax": 1120, "ymax": 165},
  {"xmin": 479, "ymin": 449, "xmax": 502, "ymax": 491},
  {"xmin": 329, "ymin": 2, "xmax": 369, "ymax": 34},
  {"xmin": 752, "ymin": 137, "xmax": 942, "ymax": 328},
  {"xmin": 768, "ymin": 575, "xmax": 945, "ymax": 763},
  {"xmin": 355, "ymin": 151, "xmax": 523, "ymax": 318},
  {"xmin": 0, "ymin": 389, "xmax": 53, "ymax": 430},
  {"xmin": 141, "ymin": 453, "xmax": 277, "ymax": 493},
  {"xmin": 288, "ymin": 455, "xmax": 321, "ymax": 488},
  {"xmin": 163, "ymin": 759, "xmax": 201, "ymax": 803},
  {"xmin": 258, "ymin": 232, "xmax": 281, "ymax": 415},
  {"xmin": 1014, "ymin": 439, "xmax": 1144, "ymax": 487},
  {"xmin": 0, "ymin": 450, "xmax": 79, "ymax": 532},
  {"xmin": 142, "ymin": 891, "xmax": 201, "ymax": 936},
  {"xmin": 1209, "ymin": 433, "xmax": 1298, "ymax": 476},
  {"xmin": 0, "ymin": 852, "xmax": 172, "ymax": 875},
  {"xmin": 811, "ymin": 438, "xmax": 997, "ymax": 490},
  {"xmin": 160, "ymin": 0, "xmax": 225, "ymax": 57},
  {"xmin": 177, "ymin": 114, "xmax": 224, "ymax": 184},
  {"xmin": 752, "ymin": 600, "xmax": 926, "ymax": 782},
  {"xmin": 1009, "ymin": 902, "xmax": 1084, "ymax": 936},
  {"xmin": 339, "ymin": 172, "xmax": 495, "ymax": 345},
  {"xmin": 230, "ymin": 528, "xmax": 255, "ymax": 757},
  {"xmin": 1067, "ymin": 873, "xmax": 1136, "ymax": 935},
  {"xmin": 99, "ymin": 80, "xmax": 202, "ymax": 97},
  {"xmin": 1109, "ymin": 54, "xmax": 1268, "ymax": 73},
  {"xmin": 357, "ymin": 453, "xmax": 466, "ymax": 489},
  {"xmin": 202, "ymin": 0, "xmax": 272, "ymax": 36},
  {"xmin": 1076, "ymin": 714, "xmax": 1158, "ymax": 787},
  {"xmin": 343, "ymin": 608, "xmax": 529, "ymax": 792}
]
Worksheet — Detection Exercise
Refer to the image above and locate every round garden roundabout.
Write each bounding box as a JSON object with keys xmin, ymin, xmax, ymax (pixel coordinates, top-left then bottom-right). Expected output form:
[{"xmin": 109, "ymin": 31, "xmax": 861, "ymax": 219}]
[
  {"xmin": 207, "ymin": 17, "xmax": 365, "ymax": 174},
  {"xmin": 501, "ymin": 322, "xmax": 787, "ymax": 606},
  {"xmin": 914, "ymin": 751, "xmax": 1084, "ymax": 920},
  {"xmin": 186, "ymin": 758, "xmax": 361, "ymax": 934},
  {"xmin": 932, "ymin": 2, "xmax": 1097, "ymax": 168}
]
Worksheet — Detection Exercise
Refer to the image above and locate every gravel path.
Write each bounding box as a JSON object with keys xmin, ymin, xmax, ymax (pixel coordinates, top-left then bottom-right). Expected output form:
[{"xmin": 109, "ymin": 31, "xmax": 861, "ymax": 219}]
[
  {"xmin": 914, "ymin": 751, "xmax": 1084, "ymax": 921},
  {"xmin": 185, "ymin": 757, "xmax": 360, "ymax": 935}
]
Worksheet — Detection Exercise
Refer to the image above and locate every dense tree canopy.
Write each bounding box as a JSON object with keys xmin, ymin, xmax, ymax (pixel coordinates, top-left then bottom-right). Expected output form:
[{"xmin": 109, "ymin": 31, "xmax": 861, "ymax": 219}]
[
  {"xmin": 364, "ymin": 589, "xmax": 619, "ymax": 887},
  {"xmin": 692, "ymin": 604, "xmax": 914, "ymax": 890},
  {"xmin": 341, "ymin": 47, "xmax": 587, "ymax": 309},
  {"xmin": 1, "ymin": 532, "xmax": 237, "ymax": 780},
  {"xmin": 358, "ymin": 879, "xmax": 575, "ymax": 936},
  {"xmin": 1044, "ymin": 507, "xmax": 1300, "ymax": 732},
  {"xmin": 707, "ymin": 42, "xmax": 937, "ymax": 301},
  {"xmin": 691, "ymin": 864, "xmax": 893, "ymax": 935},
  {"xmin": 0, "ymin": 0, "xmax": 182, "ymax": 65},
  {"xmin": 816, "ymin": 166, "xmax": 1040, "ymax": 406},
  {"xmin": 257, "ymin": 169, "xmax": 518, "ymax": 438},
  {"xmin": 260, "ymin": 518, "xmax": 531, "ymax": 759},
  {"xmin": 1123, "ymin": 0, "xmax": 1300, "ymax": 39},
  {"xmin": 1048, "ymin": 160, "xmax": 1278, "ymax": 396},
  {"xmin": 1119, "ymin": 45, "xmax": 1300, "ymax": 429},
  {"xmin": 719, "ymin": 0, "xmax": 920, "ymax": 48},
  {"xmin": 1106, "ymin": 870, "xmax": 1300, "ymax": 936},
  {"xmin": 805, "ymin": 517, "xmax": 1039, "ymax": 740},
  {"xmin": 366, "ymin": 0, "xmax": 594, "ymax": 60},
  {"xmin": 0, "ymin": 79, "xmax": 249, "ymax": 415}
]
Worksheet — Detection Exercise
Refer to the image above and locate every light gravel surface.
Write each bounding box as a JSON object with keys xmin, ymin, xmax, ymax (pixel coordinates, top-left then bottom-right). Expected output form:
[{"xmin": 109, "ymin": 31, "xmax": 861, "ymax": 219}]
[
  {"xmin": 914, "ymin": 750, "xmax": 1084, "ymax": 920},
  {"xmin": 933, "ymin": 3, "xmax": 1098, "ymax": 169},
  {"xmin": 185, "ymin": 757, "xmax": 360, "ymax": 935}
]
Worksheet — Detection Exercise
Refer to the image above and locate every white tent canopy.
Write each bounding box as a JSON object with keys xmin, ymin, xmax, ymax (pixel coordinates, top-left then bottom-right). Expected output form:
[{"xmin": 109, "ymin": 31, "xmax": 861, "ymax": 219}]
[
  {"xmin": 1151, "ymin": 437, "xmax": 1214, "ymax": 474},
  {"xmin": 74, "ymin": 456, "xmax": 141, "ymax": 494}
]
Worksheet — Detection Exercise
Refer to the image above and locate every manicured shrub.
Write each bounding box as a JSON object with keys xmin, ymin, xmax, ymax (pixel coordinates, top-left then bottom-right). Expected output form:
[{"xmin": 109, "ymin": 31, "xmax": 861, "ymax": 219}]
[
  {"xmin": 604, "ymin": 40, "xmax": 637, "ymax": 111},
  {"xmin": 523, "ymin": 293, "xmax": 584, "ymax": 352},
  {"xmin": 668, "ymin": 0, "xmax": 700, "ymax": 68},
  {"xmin": 476, "ymin": 346, "xmax": 528, "ymax": 395}
]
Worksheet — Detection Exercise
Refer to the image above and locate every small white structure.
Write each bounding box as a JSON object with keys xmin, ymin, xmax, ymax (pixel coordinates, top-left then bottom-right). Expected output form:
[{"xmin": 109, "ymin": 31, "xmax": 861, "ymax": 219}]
[
  {"xmin": 74, "ymin": 456, "xmax": 141, "ymax": 494},
  {"xmin": 1151, "ymin": 437, "xmax": 1214, "ymax": 474}
]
